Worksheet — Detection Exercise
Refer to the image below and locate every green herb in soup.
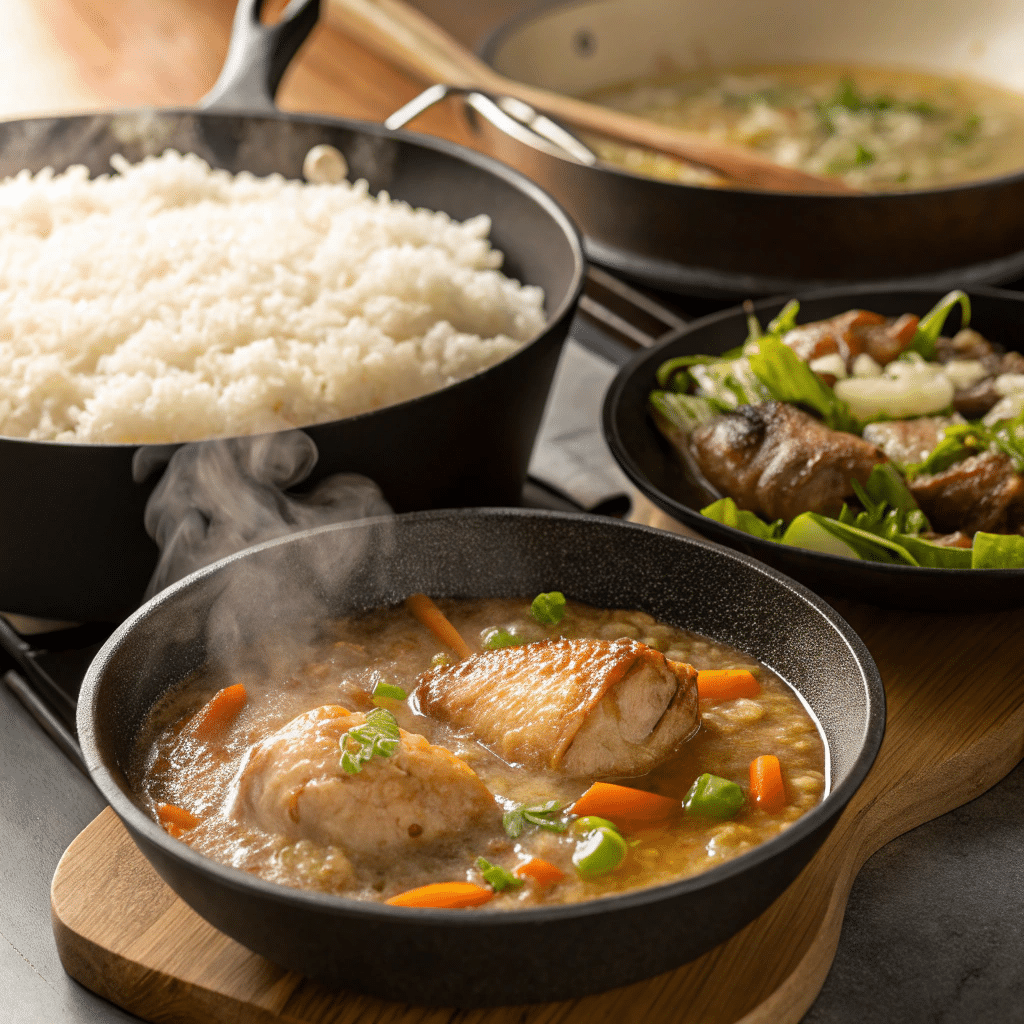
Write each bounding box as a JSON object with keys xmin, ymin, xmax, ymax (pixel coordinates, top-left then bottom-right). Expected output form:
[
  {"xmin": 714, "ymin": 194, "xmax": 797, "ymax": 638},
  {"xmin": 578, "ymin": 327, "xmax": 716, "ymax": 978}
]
[
  {"xmin": 133, "ymin": 596, "xmax": 827, "ymax": 909},
  {"xmin": 585, "ymin": 63, "xmax": 1024, "ymax": 191},
  {"xmin": 649, "ymin": 291, "xmax": 1024, "ymax": 568}
]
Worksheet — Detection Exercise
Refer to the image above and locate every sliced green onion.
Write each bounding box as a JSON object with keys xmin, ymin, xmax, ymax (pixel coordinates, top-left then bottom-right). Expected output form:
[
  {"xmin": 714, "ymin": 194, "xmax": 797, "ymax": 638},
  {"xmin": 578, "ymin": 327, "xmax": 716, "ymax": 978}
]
[
  {"xmin": 338, "ymin": 707, "xmax": 401, "ymax": 775},
  {"xmin": 531, "ymin": 591, "xmax": 566, "ymax": 625},
  {"xmin": 503, "ymin": 800, "xmax": 566, "ymax": 839},
  {"xmin": 683, "ymin": 773, "xmax": 746, "ymax": 820},
  {"xmin": 483, "ymin": 628, "xmax": 527, "ymax": 651},
  {"xmin": 476, "ymin": 856, "xmax": 524, "ymax": 892},
  {"xmin": 572, "ymin": 826, "xmax": 627, "ymax": 879},
  {"xmin": 372, "ymin": 680, "xmax": 407, "ymax": 703},
  {"xmin": 569, "ymin": 815, "xmax": 619, "ymax": 836},
  {"xmin": 430, "ymin": 652, "xmax": 451, "ymax": 668}
]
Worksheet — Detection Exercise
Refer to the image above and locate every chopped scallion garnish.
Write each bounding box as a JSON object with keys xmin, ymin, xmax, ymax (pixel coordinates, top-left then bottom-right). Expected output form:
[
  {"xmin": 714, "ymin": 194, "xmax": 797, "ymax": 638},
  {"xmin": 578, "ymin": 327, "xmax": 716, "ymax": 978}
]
[
  {"xmin": 475, "ymin": 856, "xmax": 524, "ymax": 892},
  {"xmin": 339, "ymin": 707, "xmax": 401, "ymax": 775},
  {"xmin": 502, "ymin": 799, "xmax": 567, "ymax": 839},
  {"xmin": 372, "ymin": 679, "xmax": 408, "ymax": 703}
]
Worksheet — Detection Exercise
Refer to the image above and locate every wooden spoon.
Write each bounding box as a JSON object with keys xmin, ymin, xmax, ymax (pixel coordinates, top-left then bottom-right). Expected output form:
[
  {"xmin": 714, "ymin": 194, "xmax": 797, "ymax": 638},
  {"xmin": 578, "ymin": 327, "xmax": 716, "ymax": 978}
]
[{"xmin": 325, "ymin": 0, "xmax": 857, "ymax": 195}]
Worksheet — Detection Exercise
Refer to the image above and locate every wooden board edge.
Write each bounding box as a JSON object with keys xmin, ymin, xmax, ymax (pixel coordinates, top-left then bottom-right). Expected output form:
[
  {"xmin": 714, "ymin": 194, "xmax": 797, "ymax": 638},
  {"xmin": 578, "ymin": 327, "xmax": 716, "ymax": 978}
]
[{"xmin": 737, "ymin": 698, "xmax": 1024, "ymax": 1024}]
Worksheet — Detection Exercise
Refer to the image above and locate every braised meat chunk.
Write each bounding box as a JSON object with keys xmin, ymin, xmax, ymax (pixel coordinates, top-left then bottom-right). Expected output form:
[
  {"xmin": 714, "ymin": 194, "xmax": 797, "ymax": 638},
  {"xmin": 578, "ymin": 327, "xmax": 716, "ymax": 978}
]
[
  {"xmin": 689, "ymin": 402, "xmax": 885, "ymax": 522},
  {"xmin": 416, "ymin": 638, "xmax": 699, "ymax": 778},
  {"xmin": 235, "ymin": 705, "xmax": 500, "ymax": 863},
  {"xmin": 909, "ymin": 451, "xmax": 1024, "ymax": 535},
  {"xmin": 782, "ymin": 310, "xmax": 919, "ymax": 368},
  {"xmin": 862, "ymin": 416, "xmax": 959, "ymax": 467}
]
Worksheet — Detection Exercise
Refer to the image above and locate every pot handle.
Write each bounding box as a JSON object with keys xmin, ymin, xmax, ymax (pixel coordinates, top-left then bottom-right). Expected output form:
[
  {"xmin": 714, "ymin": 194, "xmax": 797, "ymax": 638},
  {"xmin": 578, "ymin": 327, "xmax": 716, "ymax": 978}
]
[
  {"xmin": 201, "ymin": 0, "xmax": 321, "ymax": 113},
  {"xmin": 385, "ymin": 85, "xmax": 597, "ymax": 166}
]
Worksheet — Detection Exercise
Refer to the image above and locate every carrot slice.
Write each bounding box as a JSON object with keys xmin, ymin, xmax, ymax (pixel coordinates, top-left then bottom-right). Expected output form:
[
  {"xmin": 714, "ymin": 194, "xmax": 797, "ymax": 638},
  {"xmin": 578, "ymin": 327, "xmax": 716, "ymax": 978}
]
[
  {"xmin": 385, "ymin": 882, "xmax": 493, "ymax": 909},
  {"xmin": 514, "ymin": 857, "xmax": 565, "ymax": 887},
  {"xmin": 405, "ymin": 593, "xmax": 473, "ymax": 660},
  {"xmin": 570, "ymin": 782, "xmax": 679, "ymax": 830},
  {"xmin": 155, "ymin": 802, "xmax": 201, "ymax": 831},
  {"xmin": 190, "ymin": 683, "xmax": 248, "ymax": 740},
  {"xmin": 696, "ymin": 669, "xmax": 760, "ymax": 701},
  {"xmin": 749, "ymin": 755, "xmax": 787, "ymax": 814}
]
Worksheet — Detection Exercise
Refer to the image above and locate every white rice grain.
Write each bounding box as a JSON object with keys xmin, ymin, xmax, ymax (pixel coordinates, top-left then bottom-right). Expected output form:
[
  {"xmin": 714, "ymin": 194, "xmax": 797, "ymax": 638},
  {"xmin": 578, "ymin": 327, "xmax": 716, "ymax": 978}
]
[{"xmin": 0, "ymin": 151, "xmax": 546, "ymax": 444}]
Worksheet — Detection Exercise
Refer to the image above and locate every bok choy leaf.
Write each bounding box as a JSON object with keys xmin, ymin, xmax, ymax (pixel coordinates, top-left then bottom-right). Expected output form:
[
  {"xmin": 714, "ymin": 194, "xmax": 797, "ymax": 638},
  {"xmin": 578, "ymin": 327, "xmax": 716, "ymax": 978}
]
[
  {"xmin": 906, "ymin": 290, "xmax": 971, "ymax": 360},
  {"xmin": 747, "ymin": 336, "xmax": 860, "ymax": 432}
]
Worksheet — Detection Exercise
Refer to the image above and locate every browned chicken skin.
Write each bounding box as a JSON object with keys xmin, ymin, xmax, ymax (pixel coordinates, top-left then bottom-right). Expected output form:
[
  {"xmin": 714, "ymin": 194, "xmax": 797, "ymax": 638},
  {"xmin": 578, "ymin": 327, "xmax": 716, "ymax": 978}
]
[
  {"xmin": 234, "ymin": 706, "xmax": 500, "ymax": 864},
  {"xmin": 909, "ymin": 451, "xmax": 1024, "ymax": 535},
  {"xmin": 689, "ymin": 401, "xmax": 885, "ymax": 522},
  {"xmin": 415, "ymin": 638, "xmax": 699, "ymax": 778}
]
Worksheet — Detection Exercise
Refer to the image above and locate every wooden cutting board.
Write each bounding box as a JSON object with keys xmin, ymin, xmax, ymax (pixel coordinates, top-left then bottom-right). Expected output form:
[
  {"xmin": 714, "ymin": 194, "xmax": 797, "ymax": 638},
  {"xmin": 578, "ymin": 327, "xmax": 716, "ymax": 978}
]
[{"xmin": 51, "ymin": 496, "xmax": 1024, "ymax": 1024}]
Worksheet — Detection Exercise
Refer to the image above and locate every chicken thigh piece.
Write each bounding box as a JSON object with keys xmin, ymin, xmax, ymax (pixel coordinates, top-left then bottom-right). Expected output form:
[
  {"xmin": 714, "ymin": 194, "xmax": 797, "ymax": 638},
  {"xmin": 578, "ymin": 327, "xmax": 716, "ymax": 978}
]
[
  {"xmin": 416, "ymin": 637, "xmax": 699, "ymax": 778},
  {"xmin": 234, "ymin": 705, "xmax": 500, "ymax": 862}
]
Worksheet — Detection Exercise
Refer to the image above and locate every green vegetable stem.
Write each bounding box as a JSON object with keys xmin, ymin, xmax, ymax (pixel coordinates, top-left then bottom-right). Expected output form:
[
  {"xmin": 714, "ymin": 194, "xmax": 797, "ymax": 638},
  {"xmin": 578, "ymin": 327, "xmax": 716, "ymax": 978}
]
[{"xmin": 475, "ymin": 857, "xmax": 524, "ymax": 892}]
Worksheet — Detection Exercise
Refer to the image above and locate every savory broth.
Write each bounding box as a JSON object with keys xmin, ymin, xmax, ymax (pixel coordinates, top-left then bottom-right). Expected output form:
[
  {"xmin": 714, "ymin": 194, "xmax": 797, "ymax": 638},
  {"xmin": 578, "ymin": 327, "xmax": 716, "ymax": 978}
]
[
  {"xmin": 585, "ymin": 62, "xmax": 1024, "ymax": 190},
  {"xmin": 133, "ymin": 597, "xmax": 826, "ymax": 908}
]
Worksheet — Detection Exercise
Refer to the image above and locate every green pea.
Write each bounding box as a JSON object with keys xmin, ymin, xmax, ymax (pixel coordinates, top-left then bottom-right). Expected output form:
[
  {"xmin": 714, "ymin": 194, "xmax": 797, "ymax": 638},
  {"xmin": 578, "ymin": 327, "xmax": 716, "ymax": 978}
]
[
  {"xmin": 483, "ymin": 628, "xmax": 526, "ymax": 650},
  {"xmin": 531, "ymin": 591, "xmax": 566, "ymax": 625},
  {"xmin": 572, "ymin": 826, "xmax": 627, "ymax": 879},
  {"xmin": 569, "ymin": 815, "xmax": 619, "ymax": 837},
  {"xmin": 683, "ymin": 773, "xmax": 746, "ymax": 820}
]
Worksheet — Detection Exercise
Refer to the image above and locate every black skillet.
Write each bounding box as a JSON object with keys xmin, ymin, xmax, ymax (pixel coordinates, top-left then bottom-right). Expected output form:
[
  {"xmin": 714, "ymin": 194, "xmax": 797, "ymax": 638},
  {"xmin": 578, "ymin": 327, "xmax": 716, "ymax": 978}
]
[
  {"xmin": 603, "ymin": 286, "xmax": 1024, "ymax": 610},
  {"xmin": 477, "ymin": 0, "xmax": 1024, "ymax": 298},
  {"xmin": 78, "ymin": 507, "xmax": 885, "ymax": 1006},
  {"xmin": 0, "ymin": 0, "xmax": 585, "ymax": 624}
]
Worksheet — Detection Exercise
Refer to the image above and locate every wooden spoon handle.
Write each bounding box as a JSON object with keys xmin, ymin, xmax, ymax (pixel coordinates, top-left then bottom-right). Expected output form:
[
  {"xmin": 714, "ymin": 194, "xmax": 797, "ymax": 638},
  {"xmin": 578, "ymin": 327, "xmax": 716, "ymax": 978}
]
[
  {"xmin": 326, "ymin": 0, "xmax": 856, "ymax": 195},
  {"xmin": 325, "ymin": 0, "xmax": 482, "ymax": 87}
]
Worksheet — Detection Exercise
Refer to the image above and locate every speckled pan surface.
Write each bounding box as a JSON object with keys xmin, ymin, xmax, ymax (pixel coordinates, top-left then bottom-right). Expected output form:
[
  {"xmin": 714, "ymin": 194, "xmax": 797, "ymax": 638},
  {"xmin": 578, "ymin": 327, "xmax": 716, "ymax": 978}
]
[
  {"xmin": 77, "ymin": 509, "xmax": 884, "ymax": 1006},
  {"xmin": 604, "ymin": 286, "xmax": 1024, "ymax": 611}
]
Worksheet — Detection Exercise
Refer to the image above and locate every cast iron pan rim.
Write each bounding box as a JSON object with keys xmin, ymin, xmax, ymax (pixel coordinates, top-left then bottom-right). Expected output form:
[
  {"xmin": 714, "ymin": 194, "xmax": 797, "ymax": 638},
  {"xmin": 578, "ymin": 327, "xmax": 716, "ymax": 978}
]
[
  {"xmin": 0, "ymin": 106, "xmax": 585, "ymax": 452},
  {"xmin": 477, "ymin": 0, "xmax": 1024, "ymax": 200},
  {"xmin": 79, "ymin": 507, "xmax": 884, "ymax": 928},
  {"xmin": 602, "ymin": 282, "xmax": 1024, "ymax": 580},
  {"xmin": 585, "ymin": 235, "xmax": 1024, "ymax": 302}
]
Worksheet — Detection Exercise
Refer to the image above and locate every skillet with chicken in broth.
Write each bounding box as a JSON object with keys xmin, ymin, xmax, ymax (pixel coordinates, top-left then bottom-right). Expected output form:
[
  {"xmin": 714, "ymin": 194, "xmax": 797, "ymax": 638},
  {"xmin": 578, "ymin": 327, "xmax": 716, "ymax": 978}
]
[{"xmin": 133, "ymin": 593, "xmax": 826, "ymax": 909}]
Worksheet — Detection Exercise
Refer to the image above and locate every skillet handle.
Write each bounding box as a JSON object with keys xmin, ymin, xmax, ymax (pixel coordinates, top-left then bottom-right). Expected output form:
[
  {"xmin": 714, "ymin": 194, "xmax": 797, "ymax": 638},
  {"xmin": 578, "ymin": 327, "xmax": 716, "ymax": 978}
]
[{"xmin": 201, "ymin": 0, "xmax": 321, "ymax": 113}]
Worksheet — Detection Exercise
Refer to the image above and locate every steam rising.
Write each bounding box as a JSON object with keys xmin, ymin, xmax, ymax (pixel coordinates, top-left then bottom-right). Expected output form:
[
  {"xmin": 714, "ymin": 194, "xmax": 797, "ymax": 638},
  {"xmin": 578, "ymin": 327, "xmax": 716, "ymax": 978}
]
[{"xmin": 142, "ymin": 431, "xmax": 391, "ymax": 599}]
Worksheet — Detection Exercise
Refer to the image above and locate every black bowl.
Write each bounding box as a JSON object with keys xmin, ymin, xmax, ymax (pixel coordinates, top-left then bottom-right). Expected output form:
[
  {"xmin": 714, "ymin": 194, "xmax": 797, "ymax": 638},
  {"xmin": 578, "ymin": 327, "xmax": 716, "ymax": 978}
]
[
  {"xmin": 603, "ymin": 286, "xmax": 1024, "ymax": 611},
  {"xmin": 77, "ymin": 508, "xmax": 883, "ymax": 1006}
]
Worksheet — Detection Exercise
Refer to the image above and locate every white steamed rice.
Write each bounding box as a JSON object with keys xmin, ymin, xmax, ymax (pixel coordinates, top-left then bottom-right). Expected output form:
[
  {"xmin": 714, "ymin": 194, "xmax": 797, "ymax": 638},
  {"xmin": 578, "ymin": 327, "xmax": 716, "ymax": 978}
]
[{"xmin": 0, "ymin": 150, "xmax": 546, "ymax": 444}]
